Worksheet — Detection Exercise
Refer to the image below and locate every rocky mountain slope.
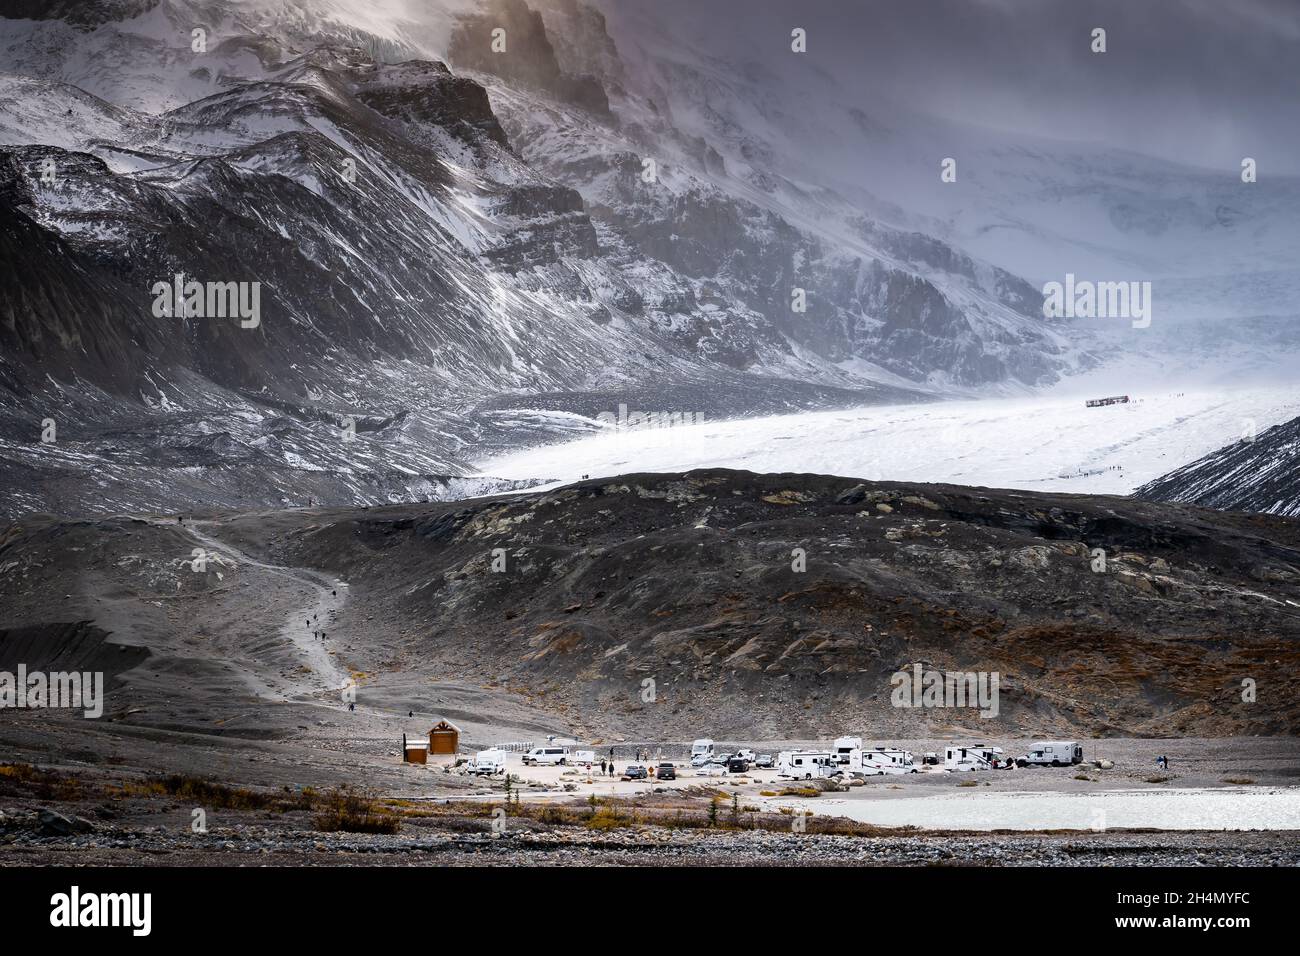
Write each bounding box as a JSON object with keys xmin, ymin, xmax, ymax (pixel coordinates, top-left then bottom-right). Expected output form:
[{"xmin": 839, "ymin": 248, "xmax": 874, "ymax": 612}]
[
  {"xmin": 4, "ymin": 469, "xmax": 1297, "ymax": 742},
  {"xmin": 2, "ymin": 0, "xmax": 1294, "ymax": 522},
  {"xmin": 0, "ymin": 0, "xmax": 1087, "ymax": 519},
  {"xmin": 1137, "ymin": 415, "xmax": 1300, "ymax": 517}
]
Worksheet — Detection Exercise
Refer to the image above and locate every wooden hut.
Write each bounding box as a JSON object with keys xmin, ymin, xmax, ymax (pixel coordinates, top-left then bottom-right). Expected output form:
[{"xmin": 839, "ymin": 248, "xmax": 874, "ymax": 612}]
[
  {"xmin": 401, "ymin": 734, "xmax": 428, "ymax": 764},
  {"xmin": 428, "ymin": 720, "xmax": 461, "ymax": 755}
]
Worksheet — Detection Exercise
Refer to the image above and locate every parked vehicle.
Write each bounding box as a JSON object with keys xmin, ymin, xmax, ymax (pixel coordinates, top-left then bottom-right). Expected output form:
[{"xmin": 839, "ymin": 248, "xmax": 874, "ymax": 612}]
[
  {"xmin": 921, "ymin": 752, "xmax": 940, "ymax": 766},
  {"xmin": 1017, "ymin": 741, "xmax": 1084, "ymax": 767},
  {"xmin": 470, "ymin": 749, "xmax": 507, "ymax": 775},
  {"xmin": 847, "ymin": 747, "xmax": 916, "ymax": 776},
  {"xmin": 522, "ymin": 745, "xmax": 570, "ymax": 766},
  {"xmin": 695, "ymin": 763, "xmax": 727, "ymax": 776},
  {"xmin": 656, "ymin": 762, "xmax": 677, "ymax": 780},
  {"xmin": 833, "ymin": 736, "xmax": 863, "ymax": 764},
  {"xmin": 571, "ymin": 749, "xmax": 596, "ymax": 767},
  {"xmin": 727, "ymin": 756, "xmax": 750, "ymax": 774},
  {"xmin": 777, "ymin": 750, "xmax": 837, "ymax": 780},
  {"xmin": 735, "ymin": 749, "xmax": 757, "ymax": 763},
  {"xmin": 690, "ymin": 739, "xmax": 715, "ymax": 763},
  {"xmin": 624, "ymin": 765, "xmax": 648, "ymax": 780},
  {"xmin": 754, "ymin": 753, "xmax": 774, "ymax": 768},
  {"xmin": 943, "ymin": 744, "xmax": 1003, "ymax": 771}
]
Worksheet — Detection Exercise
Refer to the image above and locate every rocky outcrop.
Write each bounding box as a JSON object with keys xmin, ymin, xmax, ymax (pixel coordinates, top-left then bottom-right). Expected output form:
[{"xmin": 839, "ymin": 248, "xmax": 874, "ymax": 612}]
[
  {"xmin": 448, "ymin": 0, "xmax": 611, "ymax": 118},
  {"xmin": 1137, "ymin": 416, "xmax": 1300, "ymax": 517}
]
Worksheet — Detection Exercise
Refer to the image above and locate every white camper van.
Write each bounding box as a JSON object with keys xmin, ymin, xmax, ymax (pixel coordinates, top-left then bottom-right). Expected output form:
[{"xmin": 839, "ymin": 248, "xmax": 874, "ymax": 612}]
[
  {"xmin": 944, "ymin": 744, "xmax": 1003, "ymax": 771},
  {"xmin": 1017, "ymin": 741, "xmax": 1084, "ymax": 767},
  {"xmin": 777, "ymin": 751, "xmax": 839, "ymax": 780},
  {"xmin": 848, "ymin": 747, "xmax": 916, "ymax": 776},
  {"xmin": 470, "ymin": 749, "xmax": 507, "ymax": 776},
  {"xmin": 690, "ymin": 739, "xmax": 715, "ymax": 767},
  {"xmin": 522, "ymin": 745, "xmax": 570, "ymax": 766},
  {"xmin": 833, "ymin": 736, "xmax": 863, "ymax": 765}
]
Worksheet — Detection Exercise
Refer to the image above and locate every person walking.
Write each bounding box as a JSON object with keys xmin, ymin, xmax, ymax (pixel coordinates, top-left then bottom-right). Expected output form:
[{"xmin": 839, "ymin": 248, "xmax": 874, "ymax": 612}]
[{"xmin": 600, "ymin": 758, "xmax": 607, "ymax": 775}]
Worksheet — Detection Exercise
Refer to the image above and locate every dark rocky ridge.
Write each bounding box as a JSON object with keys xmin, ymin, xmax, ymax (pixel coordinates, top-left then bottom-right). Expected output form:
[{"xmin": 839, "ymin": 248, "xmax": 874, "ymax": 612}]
[
  {"xmin": 1137, "ymin": 416, "xmax": 1300, "ymax": 519},
  {"xmin": 5, "ymin": 469, "xmax": 1285, "ymax": 741}
]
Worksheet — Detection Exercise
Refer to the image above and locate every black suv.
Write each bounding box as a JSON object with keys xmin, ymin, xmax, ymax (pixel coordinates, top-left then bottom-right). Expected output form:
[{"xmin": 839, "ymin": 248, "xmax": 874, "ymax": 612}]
[{"xmin": 727, "ymin": 757, "xmax": 750, "ymax": 773}]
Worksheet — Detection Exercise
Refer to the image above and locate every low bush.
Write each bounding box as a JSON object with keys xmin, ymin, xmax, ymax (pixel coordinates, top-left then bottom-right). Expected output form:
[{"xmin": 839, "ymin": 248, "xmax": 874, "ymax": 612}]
[{"xmin": 313, "ymin": 787, "xmax": 401, "ymax": 834}]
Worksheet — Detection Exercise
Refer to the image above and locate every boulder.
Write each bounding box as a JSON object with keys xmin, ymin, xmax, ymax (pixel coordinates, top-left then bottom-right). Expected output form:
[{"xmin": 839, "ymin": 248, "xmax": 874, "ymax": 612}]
[{"xmin": 38, "ymin": 809, "xmax": 94, "ymax": 836}]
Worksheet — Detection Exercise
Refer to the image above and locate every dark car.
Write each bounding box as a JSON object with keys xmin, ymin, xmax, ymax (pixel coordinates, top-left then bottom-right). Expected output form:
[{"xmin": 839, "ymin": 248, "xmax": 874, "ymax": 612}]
[
  {"xmin": 727, "ymin": 757, "xmax": 750, "ymax": 773},
  {"xmin": 624, "ymin": 765, "xmax": 648, "ymax": 780},
  {"xmin": 656, "ymin": 762, "xmax": 677, "ymax": 780}
]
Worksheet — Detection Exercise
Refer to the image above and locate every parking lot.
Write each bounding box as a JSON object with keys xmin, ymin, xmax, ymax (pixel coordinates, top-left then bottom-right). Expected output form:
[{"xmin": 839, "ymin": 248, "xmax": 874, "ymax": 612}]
[{"xmin": 441, "ymin": 749, "xmax": 884, "ymax": 805}]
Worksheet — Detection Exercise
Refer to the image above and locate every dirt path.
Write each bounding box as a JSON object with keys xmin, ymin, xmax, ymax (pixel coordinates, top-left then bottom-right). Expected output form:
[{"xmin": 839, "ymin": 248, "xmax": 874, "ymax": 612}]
[{"xmin": 160, "ymin": 517, "xmax": 352, "ymax": 698}]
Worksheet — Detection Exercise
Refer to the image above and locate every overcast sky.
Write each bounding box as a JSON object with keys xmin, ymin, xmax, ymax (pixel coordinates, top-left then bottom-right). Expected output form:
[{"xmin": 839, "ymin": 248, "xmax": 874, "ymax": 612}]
[{"xmin": 597, "ymin": 0, "xmax": 1300, "ymax": 173}]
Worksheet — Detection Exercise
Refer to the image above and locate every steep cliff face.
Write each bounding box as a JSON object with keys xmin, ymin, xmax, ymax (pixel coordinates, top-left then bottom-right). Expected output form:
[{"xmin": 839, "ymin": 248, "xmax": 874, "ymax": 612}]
[
  {"xmin": 463, "ymin": 1, "xmax": 1074, "ymax": 390},
  {"xmin": 448, "ymin": 0, "xmax": 611, "ymax": 118}
]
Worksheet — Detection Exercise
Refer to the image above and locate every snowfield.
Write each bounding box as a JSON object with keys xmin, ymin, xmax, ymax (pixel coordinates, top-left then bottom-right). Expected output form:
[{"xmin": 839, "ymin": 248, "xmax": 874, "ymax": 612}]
[{"xmin": 474, "ymin": 387, "xmax": 1300, "ymax": 497}]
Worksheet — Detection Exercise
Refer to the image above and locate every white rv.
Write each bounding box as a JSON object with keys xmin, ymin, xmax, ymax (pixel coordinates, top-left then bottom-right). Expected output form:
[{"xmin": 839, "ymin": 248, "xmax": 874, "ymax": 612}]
[
  {"xmin": 832, "ymin": 736, "xmax": 863, "ymax": 765},
  {"xmin": 848, "ymin": 747, "xmax": 916, "ymax": 776},
  {"xmin": 777, "ymin": 750, "xmax": 838, "ymax": 780},
  {"xmin": 470, "ymin": 749, "xmax": 507, "ymax": 776},
  {"xmin": 1017, "ymin": 741, "xmax": 1084, "ymax": 767},
  {"xmin": 690, "ymin": 739, "xmax": 715, "ymax": 766},
  {"xmin": 944, "ymin": 744, "xmax": 1004, "ymax": 771}
]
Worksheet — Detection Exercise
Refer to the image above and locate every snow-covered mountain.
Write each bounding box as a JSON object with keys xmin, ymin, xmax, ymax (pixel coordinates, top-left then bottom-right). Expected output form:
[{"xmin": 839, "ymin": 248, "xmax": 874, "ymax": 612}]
[
  {"xmin": 0, "ymin": 0, "xmax": 1294, "ymax": 517},
  {"xmin": 590, "ymin": 0, "xmax": 1300, "ymax": 315}
]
